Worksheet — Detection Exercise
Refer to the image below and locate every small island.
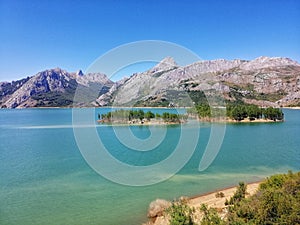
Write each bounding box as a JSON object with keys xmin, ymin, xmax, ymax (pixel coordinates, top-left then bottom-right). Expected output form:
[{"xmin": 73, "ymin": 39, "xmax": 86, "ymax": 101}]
[
  {"xmin": 97, "ymin": 109, "xmax": 188, "ymax": 125},
  {"xmin": 97, "ymin": 104, "xmax": 284, "ymax": 125}
]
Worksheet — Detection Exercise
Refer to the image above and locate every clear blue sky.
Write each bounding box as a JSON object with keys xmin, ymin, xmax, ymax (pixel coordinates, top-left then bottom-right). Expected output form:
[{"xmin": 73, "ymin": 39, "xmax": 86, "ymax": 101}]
[{"xmin": 1, "ymin": 0, "xmax": 299, "ymax": 81}]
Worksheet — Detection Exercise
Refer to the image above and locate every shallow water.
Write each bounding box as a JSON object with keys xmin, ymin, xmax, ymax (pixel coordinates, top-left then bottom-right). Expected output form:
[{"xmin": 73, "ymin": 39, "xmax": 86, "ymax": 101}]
[{"xmin": 0, "ymin": 108, "xmax": 299, "ymax": 224}]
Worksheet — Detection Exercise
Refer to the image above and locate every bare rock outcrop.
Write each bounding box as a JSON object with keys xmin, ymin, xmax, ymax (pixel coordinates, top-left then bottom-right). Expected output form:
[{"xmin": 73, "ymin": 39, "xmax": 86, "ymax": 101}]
[
  {"xmin": 147, "ymin": 199, "xmax": 171, "ymax": 218},
  {"xmin": 0, "ymin": 68, "xmax": 113, "ymax": 108},
  {"xmin": 97, "ymin": 56, "xmax": 300, "ymax": 107}
]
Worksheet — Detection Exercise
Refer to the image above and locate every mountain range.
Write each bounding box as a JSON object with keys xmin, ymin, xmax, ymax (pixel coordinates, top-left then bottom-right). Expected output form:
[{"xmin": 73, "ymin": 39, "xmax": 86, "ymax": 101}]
[{"xmin": 1, "ymin": 56, "xmax": 300, "ymax": 108}]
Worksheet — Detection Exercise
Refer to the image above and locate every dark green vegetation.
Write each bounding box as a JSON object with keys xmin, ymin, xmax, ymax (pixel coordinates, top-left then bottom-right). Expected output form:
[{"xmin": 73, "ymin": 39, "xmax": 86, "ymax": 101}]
[
  {"xmin": 225, "ymin": 182, "xmax": 247, "ymax": 206},
  {"xmin": 187, "ymin": 103, "xmax": 284, "ymax": 122},
  {"xmin": 165, "ymin": 171, "xmax": 300, "ymax": 225},
  {"xmin": 161, "ymin": 112, "xmax": 188, "ymax": 123},
  {"xmin": 167, "ymin": 199, "xmax": 195, "ymax": 225},
  {"xmin": 200, "ymin": 204, "xmax": 223, "ymax": 225},
  {"xmin": 227, "ymin": 104, "xmax": 284, "ymax": 121},
  {"xmin": 186, "ymin": 90, "xmax": 208, "ymax": 105},
  {"xmin": 226, "ymin": 171, "xmax": 300, "ymax": 225},
  {"xmin": 99, "ymin": 103, "xmax": 284, "ymax": 125},
  {"xmin": 98, "ymin": 109, "xmax": 187, "ymax": 123}
]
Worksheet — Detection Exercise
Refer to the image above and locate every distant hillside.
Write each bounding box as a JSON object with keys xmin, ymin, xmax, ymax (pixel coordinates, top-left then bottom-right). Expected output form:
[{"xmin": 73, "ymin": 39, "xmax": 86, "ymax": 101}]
[
  {"xmin": 1, "ymin": 56, "xmax": 300, "ymax": 108},
  {"xmin": 0, "ymin": 68, "xmax": 113, "ymax": 108}
]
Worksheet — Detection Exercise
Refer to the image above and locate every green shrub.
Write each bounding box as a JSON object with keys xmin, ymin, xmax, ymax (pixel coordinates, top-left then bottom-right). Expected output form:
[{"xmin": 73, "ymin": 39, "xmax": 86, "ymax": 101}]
[
  {"xmin": 228, "ymin": 171, "xmax": 300, "ymax": 225},
  {"xmin": 166, "ymin": 200, "xmax": 195, "ymax": 225}
]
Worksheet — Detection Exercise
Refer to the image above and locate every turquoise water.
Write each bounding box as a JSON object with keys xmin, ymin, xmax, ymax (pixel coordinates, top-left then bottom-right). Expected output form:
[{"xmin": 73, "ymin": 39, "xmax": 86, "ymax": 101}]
[{"xmin": 0, "ymin": 108, "xmax": 299, "ymax": 225}]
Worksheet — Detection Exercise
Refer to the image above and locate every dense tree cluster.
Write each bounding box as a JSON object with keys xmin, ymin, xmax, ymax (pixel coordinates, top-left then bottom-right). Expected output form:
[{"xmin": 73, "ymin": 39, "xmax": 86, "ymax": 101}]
[
  {"xmin": 226, "ymin": 171, "xmax": 300, "ymax": 224},
  {"xmin": 187, "ymin": 103, "xmax": 284, "ymax": 121},
  {"xmin": 98, "ymin": 109, "xmax": 186, "ymax": 123},
  {"xmin": 187, "ymin": 104, "xmax": 211, "ymax": 118},
  {"xmin": 200, "ymin": 204, "xmax": 223, "ymax": 225},
  {"xmin": 161, "ymin": 112, "xmax": 188, "ymax": 123},
  {"xmin": 227, "ymin": 104, "xmax": 284, "ymax": 121},
  {"xmin": 166, "ymin": 199, "xmax": 194, "ymax": 225},
  {"xmin": 226, "ymin": 104, "xmax": 260, "ymax": 121},
  {"xmin": 99, "ymin": 109, "xmax": 148, "ymax": 122},
  {"xmin": 263, "ymin": 107, "xmax": 284, "ymax": 121}
]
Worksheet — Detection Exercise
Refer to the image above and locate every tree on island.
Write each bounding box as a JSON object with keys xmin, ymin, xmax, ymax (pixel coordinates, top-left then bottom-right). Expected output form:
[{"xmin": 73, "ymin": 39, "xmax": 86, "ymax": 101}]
[
  {"xmin": 263, "ymin": 107, "xmax": 284, "ymax": 121},
  {"xmin": 155, "ymin": 113, "xmax": 161, "ymax": 119},
  {"xmin": 246, "ymin": 104, "xmax": 262, "ymax": 121},
  {"xmin": 145, "ymin": 111, "xmax": 155, "ymax": 121},
  {"xmin": 137, "ymin": 109, "xmax": 144, "ymax": 122},
  {"xmin": 226, "ymin": 103, "xmax": 283, "ymax": 121},
  {"xmin": 230, "ymin": 105, "xmax": 248, "ymax": 121}
]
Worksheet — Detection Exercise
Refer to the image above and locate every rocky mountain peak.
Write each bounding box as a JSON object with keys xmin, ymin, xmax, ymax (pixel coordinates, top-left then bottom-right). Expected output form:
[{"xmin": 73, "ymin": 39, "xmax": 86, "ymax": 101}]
[
  {"xmin": 149, "ymin": 57, "xmax": 178, "ymax": 73},
  {"xmin": 158, "ymin": 56, "xmax": 177, "ymax": 67},
  {"xmin": 1, "ymin": 56, "xmax": 300, "ymax": 108},
  {"xmin": 0, "ymin": 68, "xmax": 114, "ymax": 108},
  {"xmin": 37, "ymin": 67, "xmax": 69, "ymax": 79},
  {"xmin": 76, "ymin": 70, "xmax": 84, "ymax": 76}
]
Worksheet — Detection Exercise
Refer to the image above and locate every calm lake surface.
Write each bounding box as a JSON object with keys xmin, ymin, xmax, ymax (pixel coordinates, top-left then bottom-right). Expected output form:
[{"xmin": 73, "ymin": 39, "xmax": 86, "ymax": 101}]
[{"xmin": 0, "ymin": 108, "xmax": 299, "ymax": 225}]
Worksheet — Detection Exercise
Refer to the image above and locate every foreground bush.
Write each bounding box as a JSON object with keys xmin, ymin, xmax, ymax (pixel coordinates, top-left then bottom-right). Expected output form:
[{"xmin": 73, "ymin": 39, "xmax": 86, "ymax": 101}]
[
  {"xmin": 164, "ymin": 171, "xmax": 299, "ymax": 225},
  {"xmin": 227, "ymin": 171, "xmax": 300, "ymax": 224}
]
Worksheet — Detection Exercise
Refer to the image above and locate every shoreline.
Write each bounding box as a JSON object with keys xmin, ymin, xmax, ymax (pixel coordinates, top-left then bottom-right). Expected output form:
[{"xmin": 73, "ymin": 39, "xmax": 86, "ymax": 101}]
[
  {"xmin": 188, "ymin": 180, "xmax": 262, "ymax": 201},
  {"xmin": 97, "ymin": 118, "xmax": 283, "ymax": 126},
  {"xmin": 97, "ymin": 119, "xmax": 185, "ymax": 126},
  {"xmin": 148, "ymin": 180, "xmax": 262, "ymax": 225},
  {"xmin": 224, "ymin": 118, "xmax": 283, "ymax": 123},
  {"xmin": 187, "ymin": 181, "xmax": 262, "ymax": 210}
]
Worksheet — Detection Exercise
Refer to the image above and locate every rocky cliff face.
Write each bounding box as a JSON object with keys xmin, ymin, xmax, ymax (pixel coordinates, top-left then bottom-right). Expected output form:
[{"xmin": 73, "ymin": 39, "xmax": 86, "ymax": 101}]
[
  {"xmin": 1, "ymin": 56, "xmax": 299, "ymax": 108},
  {"xmin": 0, "ymin": 68, "xmax": 113, "ymax": 108},
  {"xmin": 95, "ymin": 56, "xmax": 300, "ymax": 107}
]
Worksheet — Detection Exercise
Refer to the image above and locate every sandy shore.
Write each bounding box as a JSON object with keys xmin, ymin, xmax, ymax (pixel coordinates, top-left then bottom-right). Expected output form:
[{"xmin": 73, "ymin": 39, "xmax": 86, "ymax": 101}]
[
  {"xmin": 150, "ymin": 181, "xmax": 261, "ymax": 225},
  {"xmin": 225, "ymin": 118, "xmax": 283, "ymax": 123},
  {"xmin": 188, "ymin": 181, "xmax": 261, "ymax": 209},
  {"xmin": 97, "ymin": 119, "xmax": 186, "ymax": 126},
  {"xmin": 97, "ymin": 118, "xmax": 281, "ymax": 126}
]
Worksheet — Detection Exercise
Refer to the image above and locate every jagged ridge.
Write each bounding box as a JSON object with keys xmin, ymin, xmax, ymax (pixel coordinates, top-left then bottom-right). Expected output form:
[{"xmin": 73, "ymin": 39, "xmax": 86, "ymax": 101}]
[
  {"xmin": 96, "ymin": 56, "xmax": 300, "ymax": 107},
  {"xmin": 1, "ymin": 56, "xmax": 300, "ymax": 108}
]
